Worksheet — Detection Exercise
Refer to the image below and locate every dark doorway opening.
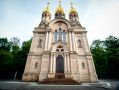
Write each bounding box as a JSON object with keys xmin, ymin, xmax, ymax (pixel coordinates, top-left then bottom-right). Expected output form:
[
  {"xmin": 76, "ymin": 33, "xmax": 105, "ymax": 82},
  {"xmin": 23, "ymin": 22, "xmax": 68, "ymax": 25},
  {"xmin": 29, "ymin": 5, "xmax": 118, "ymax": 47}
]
[{"xmin": 55, "ymin": 55, "xmax": 65, "ymax": 78}]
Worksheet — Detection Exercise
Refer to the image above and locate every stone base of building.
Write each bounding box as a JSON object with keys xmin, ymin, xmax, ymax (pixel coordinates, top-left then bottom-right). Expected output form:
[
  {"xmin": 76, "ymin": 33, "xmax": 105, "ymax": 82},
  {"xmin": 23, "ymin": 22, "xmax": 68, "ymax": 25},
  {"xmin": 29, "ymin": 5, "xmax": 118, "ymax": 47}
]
[
  {"xmin": 22, "ymin": 72, "xmax": 98, "ymax": 83},
  {"xmin": 39, "ymin": 78, "xmax": 81, "ymax": 85},
  {"xmin": 22, "ymin": 73, "xmax": 39, "ymax": 82},
  {"xmin": 48, "ymin": 73, "xmax": 55, "ymax": 78}
]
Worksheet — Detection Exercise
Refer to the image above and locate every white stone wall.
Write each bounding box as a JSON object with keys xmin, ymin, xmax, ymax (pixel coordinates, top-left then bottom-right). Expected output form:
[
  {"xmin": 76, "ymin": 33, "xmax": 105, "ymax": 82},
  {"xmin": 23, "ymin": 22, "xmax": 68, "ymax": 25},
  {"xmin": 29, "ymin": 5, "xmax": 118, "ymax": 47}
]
[
  {"xmin": 22, "ymin": 19, "xmax": 98, "ymax": 83},
  {"xmin": 39, "ymin": 54, "xmax": 50, "ymax": 81}
]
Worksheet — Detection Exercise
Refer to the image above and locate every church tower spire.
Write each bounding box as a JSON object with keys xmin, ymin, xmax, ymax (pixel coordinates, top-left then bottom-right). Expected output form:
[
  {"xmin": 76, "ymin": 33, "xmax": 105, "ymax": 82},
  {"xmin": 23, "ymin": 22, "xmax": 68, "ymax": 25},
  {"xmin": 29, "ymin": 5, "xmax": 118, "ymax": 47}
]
[
  {"xmin": 55, "ymin": 0, "xmax": 65, "ymax": 18},
  {"xmin": 41, "ymin": 2, "xmax": 51, "ymax": 24}
]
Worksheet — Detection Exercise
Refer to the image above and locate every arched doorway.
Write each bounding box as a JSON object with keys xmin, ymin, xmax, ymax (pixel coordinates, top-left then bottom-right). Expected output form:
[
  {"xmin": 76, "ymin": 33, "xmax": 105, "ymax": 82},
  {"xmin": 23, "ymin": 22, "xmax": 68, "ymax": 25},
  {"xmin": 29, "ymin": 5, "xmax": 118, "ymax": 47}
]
[{"xmin": 55, "ymin": 55, "xmax": 65, "ymax": 78}]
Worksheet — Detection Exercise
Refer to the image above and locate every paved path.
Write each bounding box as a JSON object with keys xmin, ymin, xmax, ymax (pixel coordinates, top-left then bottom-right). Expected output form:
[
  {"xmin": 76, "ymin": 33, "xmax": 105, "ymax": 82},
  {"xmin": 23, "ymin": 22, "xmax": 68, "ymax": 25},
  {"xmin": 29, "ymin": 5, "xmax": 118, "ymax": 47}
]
[{"xmin": 0, "ymin": 80, "xmax": 119, "ymax": 90}]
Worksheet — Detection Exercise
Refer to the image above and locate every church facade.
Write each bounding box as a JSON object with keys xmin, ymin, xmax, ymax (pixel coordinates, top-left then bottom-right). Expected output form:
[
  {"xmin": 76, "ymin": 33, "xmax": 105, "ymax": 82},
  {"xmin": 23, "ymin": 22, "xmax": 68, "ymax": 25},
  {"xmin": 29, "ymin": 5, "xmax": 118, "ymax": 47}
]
[{"xmin": 22, "ymin": 2, "xmax": 98, "ymax": 83}]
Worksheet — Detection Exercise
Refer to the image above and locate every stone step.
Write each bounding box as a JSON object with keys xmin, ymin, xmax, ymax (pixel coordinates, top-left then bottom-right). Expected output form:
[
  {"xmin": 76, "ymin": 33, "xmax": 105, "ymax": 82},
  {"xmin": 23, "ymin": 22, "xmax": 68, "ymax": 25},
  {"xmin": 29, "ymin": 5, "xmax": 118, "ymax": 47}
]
[{"xmin": 39, "ymin": 78, "xmax": 81, "ymax": 85}]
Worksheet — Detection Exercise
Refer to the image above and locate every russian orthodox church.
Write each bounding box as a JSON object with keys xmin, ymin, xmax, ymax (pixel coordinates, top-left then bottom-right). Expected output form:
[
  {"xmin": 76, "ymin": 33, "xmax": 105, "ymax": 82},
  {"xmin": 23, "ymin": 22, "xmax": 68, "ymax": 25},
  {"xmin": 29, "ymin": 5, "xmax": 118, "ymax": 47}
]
[{"xmin": 22, "ymin": 1, "xmax": 98, "ymax": 83}]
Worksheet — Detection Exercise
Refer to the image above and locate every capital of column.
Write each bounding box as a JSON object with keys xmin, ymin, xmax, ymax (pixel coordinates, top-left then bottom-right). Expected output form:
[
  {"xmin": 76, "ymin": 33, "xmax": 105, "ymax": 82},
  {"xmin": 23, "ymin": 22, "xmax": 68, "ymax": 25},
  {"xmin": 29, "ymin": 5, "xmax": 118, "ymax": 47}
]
[
  {"xmin": 68, "ymin": 28, "xmax": 74, "ymax": 32},
  {"xmin": 45, "ymin": 27, "xmax": 51, "ymax": 31}
]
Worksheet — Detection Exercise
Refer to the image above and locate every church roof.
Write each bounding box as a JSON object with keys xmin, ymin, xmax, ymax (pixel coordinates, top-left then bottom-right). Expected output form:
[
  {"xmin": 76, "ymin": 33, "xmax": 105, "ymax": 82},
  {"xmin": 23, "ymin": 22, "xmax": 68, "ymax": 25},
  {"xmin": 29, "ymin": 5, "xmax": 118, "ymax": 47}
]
[{"xmin": 55, "ymin": 0, "xmax": 64, "ymax": 14}]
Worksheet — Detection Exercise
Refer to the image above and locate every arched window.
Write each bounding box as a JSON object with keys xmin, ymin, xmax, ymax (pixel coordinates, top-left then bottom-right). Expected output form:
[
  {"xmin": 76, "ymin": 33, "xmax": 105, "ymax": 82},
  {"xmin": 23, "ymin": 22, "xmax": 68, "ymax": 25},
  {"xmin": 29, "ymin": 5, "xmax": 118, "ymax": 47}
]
[
  {"xmin": 82, "ymin": 62, "xmax": 85, "ymax": 69},
  {"xmin": 56, "ymin": 46, "xmax": 64, "ymax": 53},
  {"xmin": 78, "ymin": 39, "xmax": 82, "ymax": 48},
  {"xmin": 58, "ymin": 28, "xmax": 62, "ymax": 40},
  {"xmin": 38, "ymin": 39, "xmax": 42, "ymax": 48},
  {"xmin": 54, "ymin": 28, "xmax": 66, "ymax": 43},
  {"xmin": 63, "ymin": 31, "xmax": 66, "ymax": 42},
  {"xmin": 56, "ymin": 49, "xmax": 59, "ymax": 52},
  {"xmin": 61, "ymin": 49, "xmax": 64, "ymax": 52},
  {"xmin": 54, "ymin": 30, "xmax": 58, "ymax": 42},
  {"xmin": 35, "ymin": 62, "xmax": 38, "ymax": 69}
]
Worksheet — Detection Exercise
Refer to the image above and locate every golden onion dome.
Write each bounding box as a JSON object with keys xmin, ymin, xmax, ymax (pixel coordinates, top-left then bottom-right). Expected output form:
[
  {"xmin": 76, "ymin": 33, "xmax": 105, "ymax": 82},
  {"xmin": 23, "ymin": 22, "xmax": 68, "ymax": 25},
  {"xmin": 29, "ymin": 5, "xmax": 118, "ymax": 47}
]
[
  {"xmin": 55, "ymin": 0, "xmax": 64, "ymax": 14},
  {"xmin": 69, "ymin": 2, "xmax": 77, "ymax": 14},
  {"xmin": 43, "ymin": 3, "xmax": 50, "ymax": 13},
  {"xmin": 70, "ymin": 7, "xmax": 77, "ymax": 14},
  {"xmin": 56, "ymin": 5, "xmax": 64, "ymax": 14}
]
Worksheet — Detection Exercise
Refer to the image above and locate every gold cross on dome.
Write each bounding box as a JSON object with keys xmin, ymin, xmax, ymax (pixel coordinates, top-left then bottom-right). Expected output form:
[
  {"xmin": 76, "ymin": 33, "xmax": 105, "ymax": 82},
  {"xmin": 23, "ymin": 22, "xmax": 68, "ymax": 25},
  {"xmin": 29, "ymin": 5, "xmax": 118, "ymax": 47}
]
[
  {"xmin": 58, "ymin": 0, "xmax": 61, "ymax": 6},
  {"xmin": 47, "ymin": 2, "xmax": 50, "ymax": 6},
  {"xmin": 47, "ymin": 2, "xmax": 50, "ymax": 7},
  {"xmin": 70, "ymin": 2, "xmax": 73, "ymax": 8}
]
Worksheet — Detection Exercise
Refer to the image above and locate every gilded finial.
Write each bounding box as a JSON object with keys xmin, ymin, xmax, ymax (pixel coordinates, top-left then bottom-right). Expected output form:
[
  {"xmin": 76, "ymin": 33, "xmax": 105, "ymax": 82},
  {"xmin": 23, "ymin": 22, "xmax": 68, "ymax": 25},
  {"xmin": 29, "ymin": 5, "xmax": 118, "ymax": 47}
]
[
  {"xmin": 47, "ymin": 2, "xmax": 50, "ymax": 7},
  {"xmin": 43, "ymin": 2, "xmax": 50, "ymax": 13},
  {"xmin": 70, "ymin": 2, "xmax": 73, "ymax": 8},
  {"xmin": 56, "ymin": 0, "xmax": 64, "ymax": 13},
  {"xmin": 59, "ymin": 0, "xmax": 61, "ymax": 6},
  {"xmin": 69, "ymin": 2, "xmax": 77, "ymax": 13}
]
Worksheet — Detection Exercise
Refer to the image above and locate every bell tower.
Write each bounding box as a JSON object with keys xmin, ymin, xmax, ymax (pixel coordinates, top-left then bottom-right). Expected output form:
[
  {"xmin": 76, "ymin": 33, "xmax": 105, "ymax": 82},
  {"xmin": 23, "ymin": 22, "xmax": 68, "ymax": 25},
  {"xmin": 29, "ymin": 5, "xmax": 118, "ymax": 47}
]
[
  {"xmin": 69, "ymin": 3, "xmax": 82, "ymax": 26},
  {"xmin": 40, "ymin": 3, "xmax": 51, "ymax": 26}
]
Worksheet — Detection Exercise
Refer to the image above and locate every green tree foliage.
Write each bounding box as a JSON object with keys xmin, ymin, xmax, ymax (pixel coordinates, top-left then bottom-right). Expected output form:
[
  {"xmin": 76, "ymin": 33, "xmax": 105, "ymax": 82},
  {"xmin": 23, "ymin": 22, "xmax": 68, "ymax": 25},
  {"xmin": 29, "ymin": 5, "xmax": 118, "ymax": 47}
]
[
  {"xmin": 91, "ymin": 36, "xmax": 119, "ymax": 79},
  {"xmin": 14, "ymin": 39, "xmax": 32, "ymax": 79},
  {"xmin": 10, "ymin": 37, "xmax": 20, "ymax": 55},
  {"xmin": 0, "ymin": 38, "xmax": 14, "ymax": 79},
  {"xmin": 0, "ymin": 37, "xmax": 31, "ymax": 79},
  {"xmin": 104, "ymin": 36, "xmax": 119, "ymax": 78},
  {"xmin": 91, "ymin": 40, "xmax": 107, "ymax": 78},
  {"xmin": 0, "ymin": 38, "xmax": 11, "ymax": 51}
]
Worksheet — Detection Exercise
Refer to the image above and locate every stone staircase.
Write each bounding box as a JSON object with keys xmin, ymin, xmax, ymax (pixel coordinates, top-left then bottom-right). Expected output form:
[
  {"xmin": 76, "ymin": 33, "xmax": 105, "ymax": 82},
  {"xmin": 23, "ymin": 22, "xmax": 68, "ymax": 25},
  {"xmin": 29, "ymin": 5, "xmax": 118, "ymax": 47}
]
[{"xmin": 39, "ymin": 78, "xmax": 81, "ymax": 85}]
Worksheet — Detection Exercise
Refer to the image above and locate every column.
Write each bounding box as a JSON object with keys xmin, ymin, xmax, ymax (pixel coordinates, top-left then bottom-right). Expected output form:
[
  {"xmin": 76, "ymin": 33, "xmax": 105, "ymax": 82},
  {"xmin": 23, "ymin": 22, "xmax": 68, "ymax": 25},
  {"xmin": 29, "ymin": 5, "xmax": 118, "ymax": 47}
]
[
  {"xmin": 64, "ymin": 54, "xmax": 67, "ymax": 73},
  {"xmin": 62, "ymin": 32, "xmax": 63, "ymax": 41},
  {"xmin": 69, "ymin": 54, "xmax": 71, "ymax": 73},
  {"xmin": 69, "ymin": 32, "xmax": 72, "ymax": 51},
  {"xmin": 66, "ymin": 33, "xmax": 67, "ymax": 43},
  {"xmin": 50, "ymin": 54, "xmax": 53, "ymax": 73},
  {"xmin": 71, "ymin": 32, "xmax": 74, "ymax": 51},
  {"xmin": 48, "ymin": 32, "xmax": 51, "ymax": 50},
  {"xmin": 75, "ymin": 35, "xmax": 78, "ymax": 52},
  {"xmin": 45, "ymin": 31, "xmax": 48, "ymax": 51},
  {"xmin": 67, "ymin": 54, "xmax": 70, "ymax": 73},
  {"xmin": 53, "ymin": 32, "xmax": 54, "ymax": 43},
  {"xmin": 53, "ymin": 54, "xmax": 56, "ymax": 73},
  {"xmin": 72, "ymin": 32, "xmax": 76, "ymax": 51},
  {"xmin": 47, "ymin": 32, "xmax": 49, "ymax": 50}
]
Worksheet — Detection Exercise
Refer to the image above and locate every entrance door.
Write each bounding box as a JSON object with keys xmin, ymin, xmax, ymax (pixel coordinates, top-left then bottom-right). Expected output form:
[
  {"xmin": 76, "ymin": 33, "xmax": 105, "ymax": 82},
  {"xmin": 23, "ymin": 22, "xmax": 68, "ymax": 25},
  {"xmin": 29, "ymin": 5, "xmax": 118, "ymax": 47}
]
[{"xmin": 55, "ymin": 55, "xmax": 65, "ymax": 78}]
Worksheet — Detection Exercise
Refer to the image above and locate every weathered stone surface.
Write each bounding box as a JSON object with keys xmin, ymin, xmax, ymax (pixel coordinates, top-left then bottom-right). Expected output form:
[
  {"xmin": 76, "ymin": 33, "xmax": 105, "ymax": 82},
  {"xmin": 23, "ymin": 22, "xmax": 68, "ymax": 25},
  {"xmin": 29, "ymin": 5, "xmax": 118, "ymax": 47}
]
[{"xmin": 22, "ymin": 4, "xmax": 98, "ymax": 83}]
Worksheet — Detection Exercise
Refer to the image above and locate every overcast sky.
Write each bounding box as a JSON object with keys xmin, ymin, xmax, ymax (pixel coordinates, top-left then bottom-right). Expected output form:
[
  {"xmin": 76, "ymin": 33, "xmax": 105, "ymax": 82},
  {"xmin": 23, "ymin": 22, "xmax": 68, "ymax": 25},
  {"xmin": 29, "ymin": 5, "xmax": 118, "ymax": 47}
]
[{"xmin": 0, "ymin": 0, "xmax": 119, "ymax": 45}]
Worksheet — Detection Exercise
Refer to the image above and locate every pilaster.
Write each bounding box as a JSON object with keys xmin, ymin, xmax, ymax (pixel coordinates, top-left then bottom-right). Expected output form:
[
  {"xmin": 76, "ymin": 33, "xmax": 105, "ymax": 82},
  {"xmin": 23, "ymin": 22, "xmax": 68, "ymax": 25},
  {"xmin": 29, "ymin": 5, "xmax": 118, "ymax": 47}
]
[{"xmin": 44, "ymin": 31, "xmax": 48, "ymax": 51}]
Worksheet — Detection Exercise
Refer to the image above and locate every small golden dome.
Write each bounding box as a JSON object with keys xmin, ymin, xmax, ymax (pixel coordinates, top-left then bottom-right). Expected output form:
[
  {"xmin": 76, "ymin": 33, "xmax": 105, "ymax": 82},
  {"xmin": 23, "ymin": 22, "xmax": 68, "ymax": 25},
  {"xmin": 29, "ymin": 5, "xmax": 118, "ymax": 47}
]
[
  {"xmin": 69, "ymin": 2, "xmax": 77, "ymax": 14},
  {"xmin": 43, "ymin": 2, "xmax": 50, "ymax": 13},
  {"xmin": 70, "ymin": 7, "xmax": 77, "ymax": 13},
  {"xmin": 43, "ymin": 7, "xmax": 49, "ymax": 13},
  {"xmin": 56, "ymin": 5, "xmax": 64, "ymax": 14},
  {"xmin": 55, "ymin": 0, "xmax": 64, "ymax": 14}
]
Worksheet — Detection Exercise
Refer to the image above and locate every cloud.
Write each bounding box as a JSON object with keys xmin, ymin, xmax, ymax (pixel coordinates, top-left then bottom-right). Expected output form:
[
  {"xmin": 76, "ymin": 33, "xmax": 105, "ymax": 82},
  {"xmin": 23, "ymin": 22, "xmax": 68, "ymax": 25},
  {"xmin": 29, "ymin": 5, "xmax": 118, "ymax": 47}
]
[
  {"xmin": 0, "ymin": 0, "xmax": 119, "ymax": 45},
  {"xmin": 73, "ymin": 0, "xmax": 119, "ymax": 45}
]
